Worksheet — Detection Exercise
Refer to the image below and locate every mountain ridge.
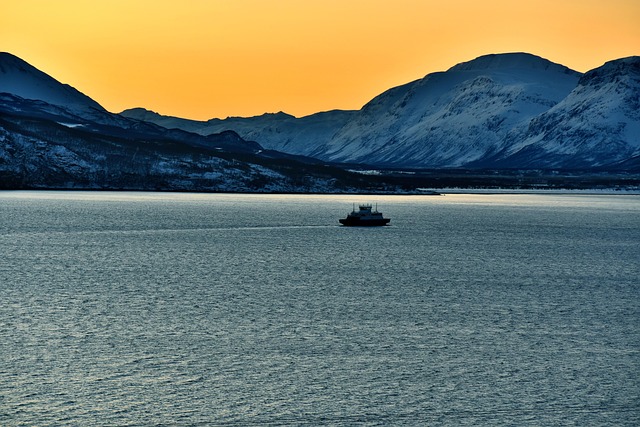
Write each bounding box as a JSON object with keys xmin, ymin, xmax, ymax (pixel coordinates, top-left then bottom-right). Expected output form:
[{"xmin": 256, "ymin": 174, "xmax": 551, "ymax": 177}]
[
  {"xmin": 122, "ymin": 52, "xmax": 639, "ymax": 171},
  {"xmin": 0, "ymin": 52, "xmax": 104, "ymax": 112},
  {"xmin": 1, "ymin": 53, "xmax": 380, "ymax": 193},
  {"xmin": 2, "ymin": 51, "xmax": 639, "ymax": 193}
]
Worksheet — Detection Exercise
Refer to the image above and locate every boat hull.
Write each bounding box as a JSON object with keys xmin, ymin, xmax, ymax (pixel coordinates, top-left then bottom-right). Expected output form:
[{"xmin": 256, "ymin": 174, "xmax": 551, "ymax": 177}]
[{"xmin": 339, "ymin": 218, "xmax": 390, "ymax": 226}]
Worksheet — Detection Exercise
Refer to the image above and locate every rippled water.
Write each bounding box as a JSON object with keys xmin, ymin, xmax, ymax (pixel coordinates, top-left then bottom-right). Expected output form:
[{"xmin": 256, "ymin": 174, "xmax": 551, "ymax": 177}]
[{"xmin": 1, "ymin": 191, "xmax": 639, "ymax": 426}]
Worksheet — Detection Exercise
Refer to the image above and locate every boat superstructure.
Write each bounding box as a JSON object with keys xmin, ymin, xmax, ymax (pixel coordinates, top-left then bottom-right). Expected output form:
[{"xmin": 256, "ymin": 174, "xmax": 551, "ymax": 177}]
[{"xmin": 339, "ymin": 204, "xmax": 390, "ymax": 226}]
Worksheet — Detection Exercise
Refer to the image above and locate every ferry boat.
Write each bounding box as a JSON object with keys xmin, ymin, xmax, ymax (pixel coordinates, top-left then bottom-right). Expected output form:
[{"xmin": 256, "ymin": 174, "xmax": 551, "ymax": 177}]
[{"xmin": 339, "ymin": 204, "xmax": 390, "ymax": 226}]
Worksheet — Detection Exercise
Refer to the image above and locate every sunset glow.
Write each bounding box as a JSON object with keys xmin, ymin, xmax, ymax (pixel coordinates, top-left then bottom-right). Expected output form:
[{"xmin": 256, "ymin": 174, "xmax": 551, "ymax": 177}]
[{"xmin": 2, "ymin": 0, "xmax": 639, "ymax": 120}]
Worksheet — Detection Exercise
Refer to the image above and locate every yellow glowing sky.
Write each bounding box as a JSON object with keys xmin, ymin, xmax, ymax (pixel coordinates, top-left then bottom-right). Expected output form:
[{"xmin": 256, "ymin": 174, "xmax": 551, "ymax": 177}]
[{"xmin": 2, "ymin": 0, "xmax": 639, "ymax": 120}]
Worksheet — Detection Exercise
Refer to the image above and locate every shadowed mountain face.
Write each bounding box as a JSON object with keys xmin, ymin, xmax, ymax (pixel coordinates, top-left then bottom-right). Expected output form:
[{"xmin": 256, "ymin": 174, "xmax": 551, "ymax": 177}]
[
  {"xmin": 0, "ymin": 52, "xmax": 374, "ymax": 193},
  {"xmin": 0, "ymin": 52, "xmax": 104, "ymax": 112},
  {"xmin": 123, "ymin": 53, "xmax": 640, "ymax": 171}
]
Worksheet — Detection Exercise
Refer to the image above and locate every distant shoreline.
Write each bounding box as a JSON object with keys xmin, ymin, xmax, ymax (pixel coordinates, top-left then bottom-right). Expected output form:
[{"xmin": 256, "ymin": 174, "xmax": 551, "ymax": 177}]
[
  {"xmin": 435, "ymin": 188, "xmax": 640, "ymax": 195},
  {"xmin": 1, "ymin": 188, "xmax": 639, "ymax": 197}
]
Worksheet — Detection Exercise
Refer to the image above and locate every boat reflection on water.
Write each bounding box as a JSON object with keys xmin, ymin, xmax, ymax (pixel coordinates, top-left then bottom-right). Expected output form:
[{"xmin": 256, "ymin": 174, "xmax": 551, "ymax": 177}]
[{"xmin": 339, "ymin": 204, "xmax": 390, "ymax": 226}]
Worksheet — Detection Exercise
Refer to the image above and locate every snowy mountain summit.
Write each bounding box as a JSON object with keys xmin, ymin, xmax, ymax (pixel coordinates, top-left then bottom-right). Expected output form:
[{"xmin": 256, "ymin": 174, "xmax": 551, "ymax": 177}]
[
  {"xmin": 448, "ymin": 52, "xmax": 576, "ymax": 73},
  {"xmin": 319, "ymin": 53, "xmax": 582, "ymax": 166}
]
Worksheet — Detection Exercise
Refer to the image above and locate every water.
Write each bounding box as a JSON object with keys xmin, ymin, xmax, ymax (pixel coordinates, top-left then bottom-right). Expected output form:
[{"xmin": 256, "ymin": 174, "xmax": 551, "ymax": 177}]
[{"xmin": 1, "ymin": 191, "xmax": 639, "ymax": 426}]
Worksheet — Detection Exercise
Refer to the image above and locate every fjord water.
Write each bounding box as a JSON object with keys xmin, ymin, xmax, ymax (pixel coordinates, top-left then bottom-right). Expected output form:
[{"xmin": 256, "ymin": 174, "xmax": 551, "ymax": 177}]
[{"xmin": 1, "ymin": 192, "xmax": 638, "ymax": 426}]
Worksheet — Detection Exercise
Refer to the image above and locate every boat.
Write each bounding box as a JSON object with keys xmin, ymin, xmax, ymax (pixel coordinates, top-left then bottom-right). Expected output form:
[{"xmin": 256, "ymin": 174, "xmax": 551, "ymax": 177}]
[{"xmin": 339, "ymin": 204, "xmax": 390, "ymax": 226}]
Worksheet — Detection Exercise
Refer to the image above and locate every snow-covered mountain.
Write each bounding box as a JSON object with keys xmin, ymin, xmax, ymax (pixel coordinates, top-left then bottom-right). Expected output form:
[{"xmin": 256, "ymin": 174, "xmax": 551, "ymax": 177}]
[
  {"xmin": 3, "ymin": 50, "xmax": 639, "ymax": 188},
  {"xmin": 0, "ymin": 52, "xmax": 374, "ymax": 192},
  {"xmin": 0, "ymin": 51, "xmax": 266, "ymax": 152},
  {"xmin": 0, "ymin": 109, "xmax": 372, "ymax": 192},
  {"xmin": 320, "ymin": 53, "xmax": 581, "ymax": 166},
  {"xmin": 481, "ymin": 56, "xmax": 640, "ymax": 169},
  {"xmin": 122, "ymin": 108, "xmax": 356, "ymax": 157},
  {"xmin": 124, "ymin": 53, "xmax": 639, "ymax": 171}
]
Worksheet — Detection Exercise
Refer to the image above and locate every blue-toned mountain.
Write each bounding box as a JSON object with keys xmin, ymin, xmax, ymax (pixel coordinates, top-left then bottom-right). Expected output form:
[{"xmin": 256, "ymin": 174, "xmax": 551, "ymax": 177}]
[
  {"xmin": 0, "ymin": 52, "xmax": 104, "ymax": 112},
  {"xmin": 123, "ymin": 53, "xmax": 639, "ymax": 171},
  {"xmin": 0, "ymin": 52, "xmax": 364, "ymax": 192},
  {"xmin": 320, "ymin": 53, "xmax": 581, "ymax": 167},
  {"xmin": 479, "ymin": 56, "xmax": 640, "ymax": 170}
]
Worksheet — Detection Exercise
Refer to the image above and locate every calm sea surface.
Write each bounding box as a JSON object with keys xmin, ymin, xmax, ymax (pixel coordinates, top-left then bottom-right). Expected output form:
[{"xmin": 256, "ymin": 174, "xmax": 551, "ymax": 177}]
[{"xmin": 1, "ymin": 191, "xmax": 639, "ymax": 426}]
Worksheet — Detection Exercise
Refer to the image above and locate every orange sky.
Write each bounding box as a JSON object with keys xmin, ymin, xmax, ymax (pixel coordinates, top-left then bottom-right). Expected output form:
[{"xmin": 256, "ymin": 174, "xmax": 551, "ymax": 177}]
[{"xmin": 2, "ymin": 0, "xmax": 639, "ymax": 120}]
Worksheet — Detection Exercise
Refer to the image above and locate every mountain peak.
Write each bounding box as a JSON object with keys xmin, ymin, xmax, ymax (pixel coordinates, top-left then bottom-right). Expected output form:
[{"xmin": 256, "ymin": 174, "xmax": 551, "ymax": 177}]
[
  {"xmin": 120, "ymin": 107, "xmax": 163, "ymax": 120},
  {"xmin": 0, "ymin": 52, "xmax": 104, "ymax": 111},
  {"xmin": 448, "ymin": 52, "xmax": 579, "ymax": 76}
]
